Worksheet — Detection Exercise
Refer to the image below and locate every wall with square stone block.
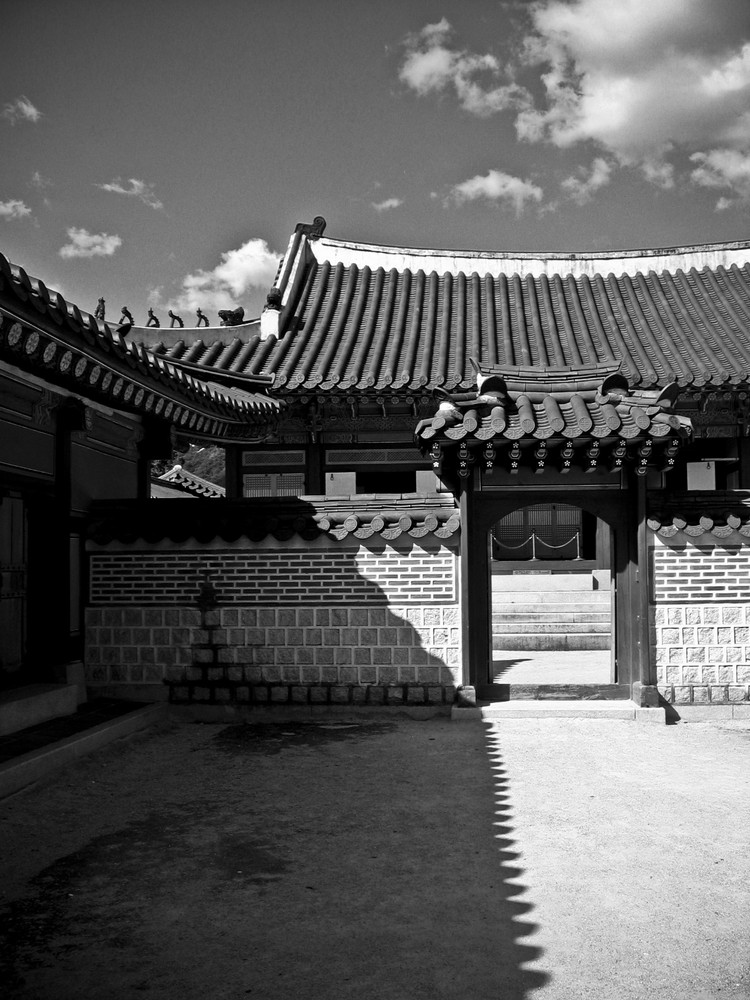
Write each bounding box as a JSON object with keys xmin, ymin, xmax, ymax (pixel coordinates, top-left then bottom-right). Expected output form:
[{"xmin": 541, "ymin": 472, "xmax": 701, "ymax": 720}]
[
  {"xmin": 651, "ymin": 534, "xmax": 750, "ymax": 707},
  {"xmin": 85, "ymin": 532, "xmax": 461, "ymax": 709}
]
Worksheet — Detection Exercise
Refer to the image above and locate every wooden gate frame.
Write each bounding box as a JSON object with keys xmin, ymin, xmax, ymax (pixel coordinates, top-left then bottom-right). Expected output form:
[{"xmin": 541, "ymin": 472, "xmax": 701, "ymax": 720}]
[{"xmin": 458, "ymin": 473, "xmax": 654, "ymax": 704}]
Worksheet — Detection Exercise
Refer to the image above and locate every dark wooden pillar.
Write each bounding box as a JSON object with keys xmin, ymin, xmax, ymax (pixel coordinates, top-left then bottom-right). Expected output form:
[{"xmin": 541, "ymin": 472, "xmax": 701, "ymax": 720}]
[
  {"xmin": 306, "ymin": 442, "xmax": 324, "ymax": 496},
  {"xmin": 633, "ymin": 473, "xmax": 658, "ymax": 705},
  {"xmin": 459, "ymin": 474, "xmax": 478, "ymax": 696},
  {"xmin": 225, "ymin": 444, "xmax": 243, "ymax": 499}
]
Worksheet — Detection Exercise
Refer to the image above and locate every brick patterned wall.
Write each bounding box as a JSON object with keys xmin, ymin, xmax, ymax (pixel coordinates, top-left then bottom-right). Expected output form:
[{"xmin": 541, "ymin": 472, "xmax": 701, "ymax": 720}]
[
  {"xmin": 89, "ymin": 548, "xmax": 456, "ymax": 605},
  {"xmin": 652, "ymin": 544, "xmax": 750, "ymax": 602},
  {"xmin": 651, "ymin": 537, "xmax": 750, "ymax": 706},
  {"xmin": 85, "ymin": 534, "xmax": 461, "ymax": 708}
]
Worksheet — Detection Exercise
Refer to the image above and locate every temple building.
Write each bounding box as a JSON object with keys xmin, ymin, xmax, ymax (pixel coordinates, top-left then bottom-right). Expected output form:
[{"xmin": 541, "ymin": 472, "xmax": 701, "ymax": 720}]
[{"xmin": 4, "ymin": 219, "xmax": 750, "ymax": 719}]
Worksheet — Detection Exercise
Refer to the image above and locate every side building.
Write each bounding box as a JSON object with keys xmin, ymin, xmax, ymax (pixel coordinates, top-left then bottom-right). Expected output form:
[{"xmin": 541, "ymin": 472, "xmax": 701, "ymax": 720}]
[{"xmin": 0, "ymin": 251, "xmax": 279, "ymax": 723}]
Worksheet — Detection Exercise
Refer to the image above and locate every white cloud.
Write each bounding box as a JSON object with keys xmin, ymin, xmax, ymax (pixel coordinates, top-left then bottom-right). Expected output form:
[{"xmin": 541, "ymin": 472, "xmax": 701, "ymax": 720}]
[
  {"xmin": 690, "ymin": 147, "xmax": 750, "ymax": 207},
  {"xmin": 561, "ymin": 157, "xmax": 613, "ymax": 204},
  {"xmin": 447, "ymin": 169, "xmax": 543, "ymax": 214},
  {"xmin": 2, "ymin": 96, "xmax": 42, "ymax": 124},
  {"xmin": 372, "ymin": 197, "xmax": 403, "ymax": 212},
  {"xmin": 168, "ymin": 238, "xmax": 280, "ymax": 314},
  {"xmin": 0, "ymin": 199, "xmax": 32, "ymax": 220},
  {"xmin": 399, "ymin": 19, "xmax": 530, "ymax": 117},
  {"xmin": 401, "ymin": 3, "xmax": 750, "ymax": 206},
  {"xmin": 97, "ymin": 177, "xmax": 163, "ymax": 210},
  {"xmin": 515, "ymin": 0, "xmax": 750, "ymax": 201},
  {"xmin": 59, "ymin": 228, "xmax": 122, "ymax": 259}
]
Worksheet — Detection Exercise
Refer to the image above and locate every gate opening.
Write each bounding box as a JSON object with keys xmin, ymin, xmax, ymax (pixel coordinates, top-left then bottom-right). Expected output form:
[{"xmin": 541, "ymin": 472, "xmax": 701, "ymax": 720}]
[{"xmin": 489, "ymin": 503, "xmax": 614, "ymax": 685}]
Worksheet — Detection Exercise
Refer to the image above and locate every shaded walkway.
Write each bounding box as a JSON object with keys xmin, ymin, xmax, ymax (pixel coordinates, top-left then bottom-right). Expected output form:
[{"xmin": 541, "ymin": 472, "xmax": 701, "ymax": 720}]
[{"xmin": 0, "ymin": 719, "xmax": 546, "ymax": 999}]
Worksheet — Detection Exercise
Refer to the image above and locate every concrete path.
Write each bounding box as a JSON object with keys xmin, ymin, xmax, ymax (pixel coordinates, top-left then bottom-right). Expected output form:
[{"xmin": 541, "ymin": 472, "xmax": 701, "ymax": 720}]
[
  {"xmin": 1, "ymin": 714, "xmax": 749, "ymax": 999},
  {"xmin": 492, "ymin": 649, "xmax": 611, "ymax": 684}
]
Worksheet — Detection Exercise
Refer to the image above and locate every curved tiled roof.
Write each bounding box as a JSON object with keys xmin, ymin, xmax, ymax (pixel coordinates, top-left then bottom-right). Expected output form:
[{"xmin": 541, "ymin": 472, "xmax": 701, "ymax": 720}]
[
  {"xmin": 135, "ymin": 221, "xmax": 750, "ymax": 396},
  {"xmin": 0, "ymin": 252, "xmax": 280, "ymax": 440},
  {"xmin": 648, "ymin": 490, "xmax": 750, "ymax": 537},
  {"xmin": 155, "ymin": 465, "xmax": 226, "ymax": 498},
  {"xmin": 417, "ymin": 365, "xmax": 691, "ymax": 478},
  {"xmin": 88, "ymin": 494, "xmax": 460, "ymax": 545}
]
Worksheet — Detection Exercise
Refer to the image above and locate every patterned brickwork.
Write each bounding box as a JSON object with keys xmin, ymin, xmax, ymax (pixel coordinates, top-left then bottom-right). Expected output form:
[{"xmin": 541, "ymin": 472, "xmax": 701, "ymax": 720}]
[
  {"xmin": 84, "ymin": 604, "xmax": 461, "ymax": 696},
  {"xmin": 89, "ymin": 549, "xmax": 456, "ymax": 605},
  {"xmin": 652, "ymin": 545, "xmax": 750, "ymax": 602}
]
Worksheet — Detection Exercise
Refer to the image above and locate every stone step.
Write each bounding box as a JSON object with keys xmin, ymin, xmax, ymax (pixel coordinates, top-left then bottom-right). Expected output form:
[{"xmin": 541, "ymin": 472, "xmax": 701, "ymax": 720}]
[
  {"xmin": 492, "ymin": 574, "xmax": 596, "ymax": 592},
  {"xmin": 453, "ymin": 700, "xmax": 665, "ymax": 722},
  {"xmin": 493, "ymin": 633, "xmax": 612, "ymax": 651},
  {"xmin": 491, "ymin": 591, "xmax": 610, "ymax": 604},
  {"xmin": 0, "ymin": 684, "xmax": 79, "ymax": 738},
  {"xmin": 492, "ymin": 610, "xmax": 611, "ymax": 623},
  {"xmin": 493, "ymin": 620, "xmax": 611, "ymax": 635}
]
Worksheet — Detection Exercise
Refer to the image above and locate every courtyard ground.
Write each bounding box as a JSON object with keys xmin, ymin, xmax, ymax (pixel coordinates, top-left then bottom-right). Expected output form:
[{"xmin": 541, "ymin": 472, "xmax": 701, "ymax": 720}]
[{"xmin": 1, "ymin": 712, "xmax": 749, "ymax": 999}]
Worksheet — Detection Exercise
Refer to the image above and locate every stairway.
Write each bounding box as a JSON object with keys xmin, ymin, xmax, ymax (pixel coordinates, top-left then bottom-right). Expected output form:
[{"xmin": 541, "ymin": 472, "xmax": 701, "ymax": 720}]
[{"xmin": 492, "ymin": 572, "xmax": 611, "ymax": 651}]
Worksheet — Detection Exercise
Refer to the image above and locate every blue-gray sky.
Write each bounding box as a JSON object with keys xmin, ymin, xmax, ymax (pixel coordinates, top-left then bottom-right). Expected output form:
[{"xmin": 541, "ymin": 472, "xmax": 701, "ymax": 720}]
[{"xmin": 2, "ymin": 0, "xmax": 749, "ymax": 323}]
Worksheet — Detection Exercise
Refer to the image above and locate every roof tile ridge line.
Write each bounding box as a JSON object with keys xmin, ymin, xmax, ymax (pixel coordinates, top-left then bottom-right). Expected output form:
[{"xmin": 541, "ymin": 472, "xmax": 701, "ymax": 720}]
[
  {"xmin": 497, "ymin": 273, "xmax": 514, "ymax": 365},
  {"xmin": 698, "ymin": 265, "xmax": 750, "ymax": 367},
  {"xmin": 575, "ymin": 275, "xmax": 616, "ymax": 366},
  {"xmin": 276, "ymin": 227, "xmax": 304, "ymax": 299},
  {"xmin": 316, "ymin": 234, "xmax": 750, "ymax": 265},
  {"xmin": 245, "ymin": 334, "xmax": 277, "ymax": 379},
  {"xmin": 399, "ymin": 269, "xmax": 427, "ymax": 385},
  {"xmin": 214, "ymin": 338, "xmax": 243, "ymax": 370},
  {"xmin": 725, "ymin": 263, "xmax": 750, "ymax": 325},
  {"xmin": 350, "ymin": 266, "xmax": 389, "ymax": 387},
  {"xmin": 637, "ymin": 270, "xmax": 706, "ymax": 382},
  {"xmin": 549, "ymin": 274, "xmax": 583, "ymax": 367},
  {"xmin": 449, "ymin": 271, "xmax": 468, "ymax": 388},
  {"xmin": 525, "ymin": 274, "xmax": 550, "ymax": 367},
  {"xmin": 305, "ymin": 262, "xmax": 356, "ymax": 385},
  {"xmin": 151, "ymin": 352, "xmax": 274, "ymax": 386},
  {"xmin": 381, "ymin": 269, "xmax": 412, "ymax": 386},
  {"xmin": 228, "ymin": 339, "xmax": 258, "ymax": 373},
  {"xmin": 422, "ymin": 270, "xmax": 443, "ymax": 386},
  {"xmin": 281, "ymin": 258, "xmax": 331, "ymax": 385},
  {"xmin": 620, "ymin": 271, "xmax": 691, "ymax": 384},
  {"xmin": 511, "ymin": 274, "xmax": 533, "ymax": 366},
  {"xmin": 595, "ymin": 273, "xmax": 655, "ymax": 385},
  {"xmin": 483, "ymin": 274, "xmax": 498, "ymax": 367},
  {"xmin": 268, "ymin": 256, "xmax": 319, "ymax": 383},
  {"xmin": 279, "ymin": 236, "xmax": 316, "ymax": 333},
  {"xmin": 566, "ymin": 274, "xmax": 608, "ymax": 365},
  {"xmin": 646, "ymin": 270, "xmax": 723, "ymax": 383},
  {"xmin": 329, "ymin": 265, "xmax": 372, "ymax": 383},
  {"xmin": 537, "ymin": 274, "xmax": 565, "ymax": 367},
  {"xmin": 465, "ymin": 273, "xmax": 481, "ymax": 379}
]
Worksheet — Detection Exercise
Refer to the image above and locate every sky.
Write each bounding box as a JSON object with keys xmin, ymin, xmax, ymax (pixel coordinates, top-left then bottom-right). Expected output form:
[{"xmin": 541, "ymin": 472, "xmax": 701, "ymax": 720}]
[{"xmin": 2, "ymin": 0, "xmax": 750, "ymax": 325}]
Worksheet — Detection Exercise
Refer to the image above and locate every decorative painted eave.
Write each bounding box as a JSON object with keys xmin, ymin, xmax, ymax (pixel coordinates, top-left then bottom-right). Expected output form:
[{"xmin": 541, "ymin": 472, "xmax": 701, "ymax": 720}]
[
  {"xmin": 155, "ymin": 465, "xmax": 226, "ymax": 498},
  {"xmin": 136, "ymin": 221, "xmax": 750, "ymax": 397},
  {"xmin": 416, "ymin": 363, "xmax": 692, "ymax": 478},
  {"xmin": 87, "ymin": 494, "xmax": 460, "ymax": 546},
  {"xmin": 0, "ymin": 251, "xmax": 281, "ymax": 441},
  {"xmin": 648, "ymin": 490, "xmax": 750, "ymax": 538}
]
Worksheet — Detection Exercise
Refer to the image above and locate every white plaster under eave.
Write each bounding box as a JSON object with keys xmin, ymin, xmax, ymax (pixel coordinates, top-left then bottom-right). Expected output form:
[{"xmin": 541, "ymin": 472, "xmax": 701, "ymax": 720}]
[{"xmin": 310, "ymin": 237, "xmax": 750, "ymax": 280}]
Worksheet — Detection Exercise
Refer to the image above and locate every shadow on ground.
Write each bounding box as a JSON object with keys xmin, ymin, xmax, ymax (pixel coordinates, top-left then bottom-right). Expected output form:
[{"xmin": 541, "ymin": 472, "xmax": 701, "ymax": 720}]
[{"xmin": 0, "ymin": 719, "xmax": 548, "ymax": 999}]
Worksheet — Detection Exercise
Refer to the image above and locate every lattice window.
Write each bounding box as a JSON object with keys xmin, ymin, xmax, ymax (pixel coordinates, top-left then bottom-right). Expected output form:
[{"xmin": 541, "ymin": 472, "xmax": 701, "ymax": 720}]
[{"xmin": 243, "ymin": 473, "xmax": 306, "ymax": 497}]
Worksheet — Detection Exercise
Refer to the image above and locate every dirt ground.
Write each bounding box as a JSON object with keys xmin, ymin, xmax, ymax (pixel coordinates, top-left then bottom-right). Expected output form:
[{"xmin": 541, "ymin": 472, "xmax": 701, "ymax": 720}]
[{"xmin": 1, "ymin": 713, "xmax": 749, "ymax": 1000}]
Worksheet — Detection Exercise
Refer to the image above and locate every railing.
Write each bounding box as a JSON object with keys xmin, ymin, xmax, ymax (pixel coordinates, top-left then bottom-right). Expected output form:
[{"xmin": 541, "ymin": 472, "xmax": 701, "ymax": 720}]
[{"xmin": 493, "ymin": 531, "xmax": 582, "ymax": 560}]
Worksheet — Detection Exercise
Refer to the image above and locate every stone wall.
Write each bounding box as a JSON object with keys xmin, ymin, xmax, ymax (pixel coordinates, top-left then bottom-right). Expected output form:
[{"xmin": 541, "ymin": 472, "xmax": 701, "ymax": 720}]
[
  {"xmin": 651, "ymin": 534, "xmax": 750, "ymax": 707},
  {"xmin": 85, "ymin": 529, "xmax": 461, "ymax": 710}
]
